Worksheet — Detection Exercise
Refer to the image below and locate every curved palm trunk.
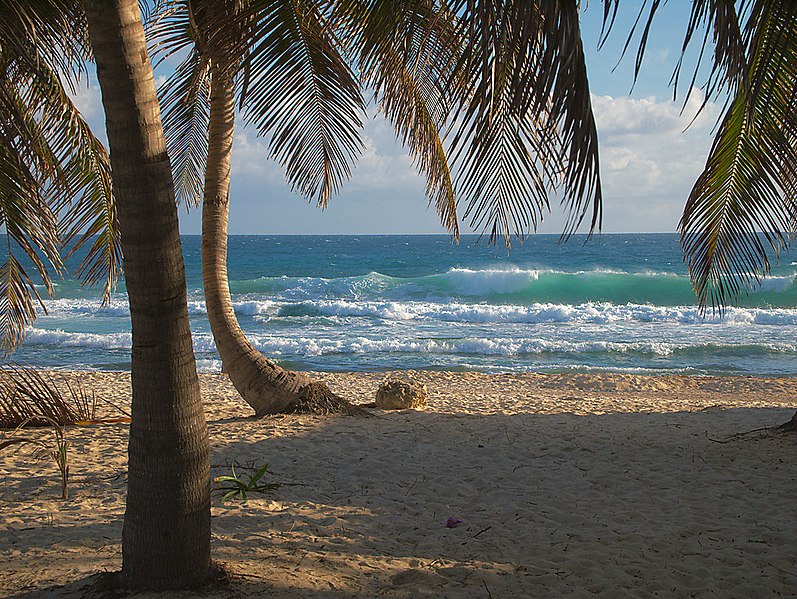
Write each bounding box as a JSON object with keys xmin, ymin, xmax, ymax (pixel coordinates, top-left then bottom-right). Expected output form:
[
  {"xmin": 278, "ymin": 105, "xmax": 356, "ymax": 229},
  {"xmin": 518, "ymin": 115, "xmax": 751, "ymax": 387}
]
[
  {"xmin": 202, "ymin": 65, "xmax": 346, "ymax": 415},
  {"xmin": 84, "ymin": 0, "xmax": 211, "ymax": 589}
]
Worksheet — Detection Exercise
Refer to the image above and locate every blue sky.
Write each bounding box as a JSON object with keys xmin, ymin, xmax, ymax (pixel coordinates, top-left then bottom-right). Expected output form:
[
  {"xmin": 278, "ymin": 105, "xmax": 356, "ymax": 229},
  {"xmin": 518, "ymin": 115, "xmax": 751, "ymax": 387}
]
[{"xmin": 74, "ymin": 2, "xmax": 719, "ymax": 236}]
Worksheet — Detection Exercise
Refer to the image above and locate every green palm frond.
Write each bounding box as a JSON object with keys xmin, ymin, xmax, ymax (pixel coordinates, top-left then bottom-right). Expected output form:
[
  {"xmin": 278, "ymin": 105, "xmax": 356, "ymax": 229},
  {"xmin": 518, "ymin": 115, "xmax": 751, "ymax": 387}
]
[
  {"xmin": 444, "ymin": 1, "xmax": 600, "ymax": 244},
  {"xmin": 679, "ymin": 0, "xmax": 797, "ymax": 311},
  {"xmin": 0, "ymin": 0, "xmax": 90, "ymax": 88},
  {"xmin": 240, "ymin": 0, "xmax": 365, "ymax": 207},
  {"xmin": 148, "ymin": 1, "xmax": 214, "ymax": 207},
  {"xmin": 0, "ymin": 3, "xmax": 120, "ymax": 344},
  {"xmin": 0, "ymin": 255, "xmax": 48, "ymax": 356},
  {"xmin": 160, "ymin": 49, "xmax": 212, "ymax": 207},
  {"xmin": 0, "ymin": 65, "xmax": 64, "ymax": 312},
  {"xmin": 59, "ymin": 135, "xmax": 120, "ymax": 303},
  {"xmin": 351, "ymin": 0, "xmax": 460, "ymax": 235},
  {"xmin": 452, "ymin": 89, "xmax": 562, "ymax": 246},
  {"xmin": 20, "ymin": 48, "xmax": 120, "ymax": 306},
  {"xmin": 601, "ymin": 0, "xmax": 749, "ymax": 112}
]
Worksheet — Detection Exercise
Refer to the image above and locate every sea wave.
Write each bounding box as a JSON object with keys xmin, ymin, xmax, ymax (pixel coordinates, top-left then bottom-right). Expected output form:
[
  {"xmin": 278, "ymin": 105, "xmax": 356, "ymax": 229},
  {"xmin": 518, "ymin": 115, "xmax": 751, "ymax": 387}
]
[
  {"xmin": 271, "ymin": 300, "xmax": 797, "ymax": 326},
  {"xmin": 238, "ymin": 336, "xmax": 797, "ymax": 358},
  {"xmin": 23, "ymin": 328, "xmax": 218, "ymax": 353},
  {"xmin": 26, "ymin": 327, "xmax": 796, "ymax": 360},
  {"xmin": 227, "ymin": 267, "xmax": 796, "ymax": 307},
  {"xmin": 38, "ymin": 295, "xmax": 797, "ymax": 326}
]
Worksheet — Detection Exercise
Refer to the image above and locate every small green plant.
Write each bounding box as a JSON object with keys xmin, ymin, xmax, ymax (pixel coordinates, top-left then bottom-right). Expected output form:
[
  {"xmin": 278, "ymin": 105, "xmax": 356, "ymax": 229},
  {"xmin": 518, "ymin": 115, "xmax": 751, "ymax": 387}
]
[
  {"xmin": 0, "ymin": 415, "xmax": 69, "ymax": 499},
  {"xmin": 213, "ymin": 462, "xmax": 281, "ymax": 502}
]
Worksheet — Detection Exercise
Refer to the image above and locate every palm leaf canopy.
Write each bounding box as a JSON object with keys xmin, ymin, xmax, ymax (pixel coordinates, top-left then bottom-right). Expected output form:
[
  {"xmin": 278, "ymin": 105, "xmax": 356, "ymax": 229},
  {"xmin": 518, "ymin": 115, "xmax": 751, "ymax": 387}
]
[
  {"xmin": 0, "ymin": 0, "xmax": 120, "ymax": 351},
  {"xmin": 154, "ymin": 0, "xmax": 605, "ymax": 245},
  {"xmin": 152, "ymin": 0, "xmax": 366, "ymax": 209}
]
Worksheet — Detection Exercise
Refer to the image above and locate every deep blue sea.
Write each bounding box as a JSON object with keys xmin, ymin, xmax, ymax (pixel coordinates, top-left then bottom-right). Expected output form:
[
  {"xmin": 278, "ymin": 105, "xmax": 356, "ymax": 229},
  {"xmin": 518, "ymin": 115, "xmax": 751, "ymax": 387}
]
[{"xmin": 14, "ymin": 234, "xmax": 797, "ymax": 376}]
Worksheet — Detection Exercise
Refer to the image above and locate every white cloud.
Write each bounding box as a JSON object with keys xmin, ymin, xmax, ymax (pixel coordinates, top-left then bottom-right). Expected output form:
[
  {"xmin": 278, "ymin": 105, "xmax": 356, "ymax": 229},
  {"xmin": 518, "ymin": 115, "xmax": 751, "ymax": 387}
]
[
  {"xmin": 346, "ymin": 118, "xmax": 422, "ymax": 192},
  {"xmin": 593, "ymin": 89, "xmax": 720, "ymax": 138},
  {"xmin": 221, "ymin": 90, "xmax": 726, "ymax": 234},
  {"xmin": 231, "ymin": 113, "xmax": 423, "ymax": 194},
  {"xmin": 230, "ymin": 131, "xmax": 282, "ymax": 179},
  {"xmin": 69, "ymin": 79, "xmax": 101, "ymax": 119},
  {"xmin": 589, "ymin": 89, "xmax": 721, "ymax": 230}
]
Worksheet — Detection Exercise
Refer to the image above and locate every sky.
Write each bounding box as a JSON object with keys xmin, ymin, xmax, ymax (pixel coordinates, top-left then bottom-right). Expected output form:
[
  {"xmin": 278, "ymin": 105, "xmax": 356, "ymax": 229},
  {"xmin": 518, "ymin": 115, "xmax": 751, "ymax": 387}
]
[{"xmin": 73, "ymin": 2, "xmax": 721, "ymax": 236}]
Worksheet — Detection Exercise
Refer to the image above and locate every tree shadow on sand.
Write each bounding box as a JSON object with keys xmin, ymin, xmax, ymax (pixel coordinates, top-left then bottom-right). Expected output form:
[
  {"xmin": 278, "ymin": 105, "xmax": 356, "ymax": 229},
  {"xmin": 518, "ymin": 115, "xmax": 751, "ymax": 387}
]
[{"xmin": 3, "ymin": 406, "xmax": 795, "ymax": 597}]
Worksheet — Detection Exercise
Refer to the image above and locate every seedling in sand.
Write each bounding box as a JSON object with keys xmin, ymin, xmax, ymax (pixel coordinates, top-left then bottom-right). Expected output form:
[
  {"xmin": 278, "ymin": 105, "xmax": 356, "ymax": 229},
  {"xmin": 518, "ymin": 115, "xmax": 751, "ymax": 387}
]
[
  {"xmin": 0, "ymin": 415, "xmax": 69, "ymax": 499},
  {"xmin": 213, "ymin": 462, "xmax": 281, "ymax": 502}
]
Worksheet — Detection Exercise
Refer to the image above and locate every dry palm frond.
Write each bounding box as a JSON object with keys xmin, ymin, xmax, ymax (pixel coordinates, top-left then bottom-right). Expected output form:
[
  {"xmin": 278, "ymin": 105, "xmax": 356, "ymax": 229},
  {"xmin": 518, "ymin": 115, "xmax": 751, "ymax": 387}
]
[{"xmin": 0, "ymin": 364, "xmax": 127, "ymax": 429}]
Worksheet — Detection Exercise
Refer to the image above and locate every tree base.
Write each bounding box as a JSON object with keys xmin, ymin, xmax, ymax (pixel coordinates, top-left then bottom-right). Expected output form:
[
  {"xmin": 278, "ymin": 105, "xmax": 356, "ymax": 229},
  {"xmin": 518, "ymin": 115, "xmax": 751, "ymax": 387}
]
[
  {"xmin": 282, "ymin": 381, "xmax": 369, "ymax": 416},
  {"xmin": 96, "ymin": 560, "xmax": 227, "ymax": 594}
]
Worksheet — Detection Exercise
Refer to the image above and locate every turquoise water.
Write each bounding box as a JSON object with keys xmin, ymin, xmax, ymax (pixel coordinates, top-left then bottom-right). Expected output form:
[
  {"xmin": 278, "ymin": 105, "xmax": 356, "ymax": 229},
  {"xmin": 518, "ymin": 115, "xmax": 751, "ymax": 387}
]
[{"xmin": 14, "ymin": 234, "xmax": 797, "ymax": 375}]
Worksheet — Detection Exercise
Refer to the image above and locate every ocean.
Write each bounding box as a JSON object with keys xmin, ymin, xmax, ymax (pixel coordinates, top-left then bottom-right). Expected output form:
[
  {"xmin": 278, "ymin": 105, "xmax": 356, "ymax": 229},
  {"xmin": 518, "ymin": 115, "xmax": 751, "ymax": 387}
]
[{"xmin": 13, "ymin": 234, "xmax": 797, "ymax": 376}]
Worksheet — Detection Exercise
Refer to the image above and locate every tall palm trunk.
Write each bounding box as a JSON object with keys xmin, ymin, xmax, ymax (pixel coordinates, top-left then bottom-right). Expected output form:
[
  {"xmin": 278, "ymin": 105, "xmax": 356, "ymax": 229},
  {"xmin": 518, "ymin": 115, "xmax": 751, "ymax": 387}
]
[
  {"xmin": 202, "ymin": 63, "xmax": 345, "ymax": 415},
  {"xmin": 83, "ymin": 0, "xmax": 212, "ymax": 589}
]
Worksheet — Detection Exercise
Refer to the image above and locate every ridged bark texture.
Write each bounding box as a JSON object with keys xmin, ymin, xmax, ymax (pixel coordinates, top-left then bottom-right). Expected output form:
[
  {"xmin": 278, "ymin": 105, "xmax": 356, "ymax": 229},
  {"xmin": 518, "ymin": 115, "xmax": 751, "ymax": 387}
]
[
  {"xmin": 83, "ymin": 0, "xmax": 212, "ymax": 589},
  {"xmin": 202, "ymin": 65, "xmax": 348, "ymax": 416}
]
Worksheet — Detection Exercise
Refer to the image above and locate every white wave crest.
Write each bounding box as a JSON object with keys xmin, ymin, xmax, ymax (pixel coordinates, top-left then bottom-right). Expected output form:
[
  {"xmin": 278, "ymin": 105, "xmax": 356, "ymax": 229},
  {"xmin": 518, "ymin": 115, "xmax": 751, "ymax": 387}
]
[
  {"xmin": 441, "ymin": 268, "xmax": 540, "ymax": 295},
  {"xmin": 242, "ymin": 335, "xmax": 797, "ymax": 357},
  {"xmin": 752, "ymin": 275, "xmax": 795, "ymax": 294},
  {"xmin": 269, "ymin": 299, "xmax": 797, "ymax": 326},
  {"xmin": 24, "ymin": 328, "xmax": 218, "ymax": 353}
]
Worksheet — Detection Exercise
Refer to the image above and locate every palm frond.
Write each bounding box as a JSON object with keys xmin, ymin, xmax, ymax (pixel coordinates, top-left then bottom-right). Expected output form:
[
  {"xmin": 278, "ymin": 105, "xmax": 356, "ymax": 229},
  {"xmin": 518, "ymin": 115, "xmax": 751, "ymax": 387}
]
[
  {"xmin": 0, "ymin": 0, "xmax": 90, "ymax": 88},
  {"xmin": 601, "ymin": 0, "xmax": 750, "ymax": 112},
  {"xmin": 59, "ymin": 136, "xmax": 120, "ymax": 303},
  {"xmin": 160, "ymin": 49, "xmax": 213, "ymax": 207},
  {"xmin": 0, "ymin": 4, "xmax": 120, "ymax": 338},
  {"xmin": 452, "ymin": 89, "xmax": 561, "ymax": 246},
  {"xmin": 445, "ymin": 0, "xmax": 601, "ymax": 243},
  {"xmin": 0, "ymin": 256, "xmax": 44, "ymax": 354},
  {"xmin": 18, "ymin": 46, "xmax": 121, "ymax": 305},
  {"xmin": 679, "ymin": 0, "xmax": 797, "ymax": 310},
  {"xmin": 352, "ymin": 0, "xmax": 460, "ymax": 235},
  {"xmin": 240, "ymin": 0, "xmax": 365, "ymax": 207},
  {"xmin": 148, "ymin": 2, "xmax": 215, "ymax": 208},
  {"xmin": 0, "ymin": 75, "xmax": 63, "ymax": 301}
]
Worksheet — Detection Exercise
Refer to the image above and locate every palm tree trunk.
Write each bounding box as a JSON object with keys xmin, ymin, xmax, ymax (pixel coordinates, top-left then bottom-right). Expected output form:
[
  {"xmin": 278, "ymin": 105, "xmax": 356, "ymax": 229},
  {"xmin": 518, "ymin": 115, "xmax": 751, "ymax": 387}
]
[
  {"xmin": 202, "ymin": 64, "xmax": 348, "ymax": 415},
  {"xmin": 83, "ymin": 0, "xmax": 212, "ymax": 589}
]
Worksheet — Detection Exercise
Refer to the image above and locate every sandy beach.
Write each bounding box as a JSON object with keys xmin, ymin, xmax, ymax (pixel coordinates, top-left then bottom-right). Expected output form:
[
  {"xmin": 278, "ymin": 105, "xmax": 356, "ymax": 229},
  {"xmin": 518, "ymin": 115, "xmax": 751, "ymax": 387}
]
[{"xmin": 1, "ymin": 370, "xmax": 795, "ymax": 597}]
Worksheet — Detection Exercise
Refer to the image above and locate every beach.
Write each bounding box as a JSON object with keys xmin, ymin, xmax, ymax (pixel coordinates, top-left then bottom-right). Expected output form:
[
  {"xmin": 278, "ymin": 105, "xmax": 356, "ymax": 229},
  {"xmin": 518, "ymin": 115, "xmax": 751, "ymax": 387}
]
[{"xmin": 1, "ymin": 370, "xmax": 795, "ymax": 597}]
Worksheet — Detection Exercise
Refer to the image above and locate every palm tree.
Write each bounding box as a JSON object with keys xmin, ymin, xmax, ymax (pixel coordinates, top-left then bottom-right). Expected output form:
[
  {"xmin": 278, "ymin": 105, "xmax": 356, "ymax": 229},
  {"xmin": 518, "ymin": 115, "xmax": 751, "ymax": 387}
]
[
  {"xmin": 151, "ymin": 0, "xmax": 604, "ymax": 415},
  {"xmin": 82, "ymin": 0, "xmax": 212, "ymax": 588},
  {"xmin": 152, "ymin": 0, "xmax": 364, "ymax": 414},
  {"xmin": 1, "ymin": 0, "xmax": 211, "ymax": 588}
]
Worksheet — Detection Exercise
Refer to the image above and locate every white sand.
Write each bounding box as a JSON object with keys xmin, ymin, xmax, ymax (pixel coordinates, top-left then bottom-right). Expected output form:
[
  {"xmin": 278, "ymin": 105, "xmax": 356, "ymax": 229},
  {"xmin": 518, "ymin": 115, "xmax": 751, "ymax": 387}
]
[{"xmin": 1, "ymin": 370, "xmax": 795, "ymax": 597}]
